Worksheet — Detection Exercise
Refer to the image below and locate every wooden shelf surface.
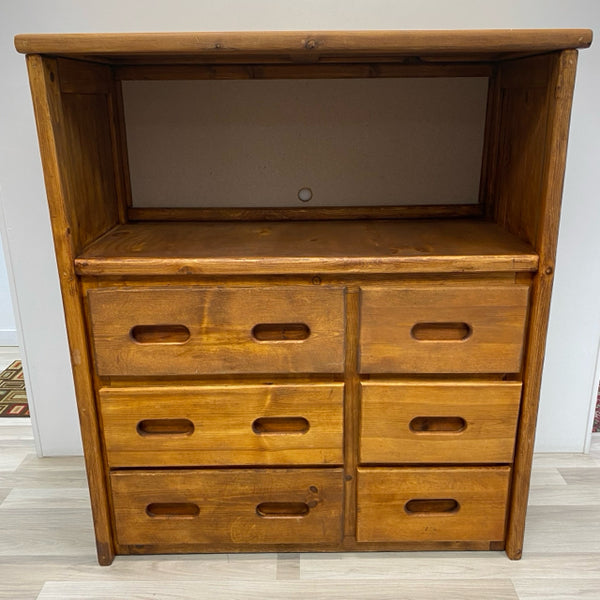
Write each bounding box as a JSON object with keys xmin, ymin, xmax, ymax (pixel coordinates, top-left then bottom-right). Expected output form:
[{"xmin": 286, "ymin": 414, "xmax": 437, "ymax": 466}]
[
  {"xmin": 75, "ymin": 219, "xmax": 538, "ymax": 276},
  {"xmin": 15, "ymin": 30, "xmax": 592, "ymax": 64}
]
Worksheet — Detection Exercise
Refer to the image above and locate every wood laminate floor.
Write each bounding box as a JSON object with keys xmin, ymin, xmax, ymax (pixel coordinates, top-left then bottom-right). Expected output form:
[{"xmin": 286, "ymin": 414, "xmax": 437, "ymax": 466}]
[{"xmin": 1, "ymin": 374, "xmax": 599, "ymax": 598}]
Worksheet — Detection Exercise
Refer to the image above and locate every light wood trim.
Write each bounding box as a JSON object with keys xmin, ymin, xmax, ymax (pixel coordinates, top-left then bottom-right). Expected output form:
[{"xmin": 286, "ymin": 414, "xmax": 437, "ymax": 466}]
[
  {"xmin": 115, "ymin": 62, "xmax": 493, "ymax": 80},
  {"xmin": 505, "ymin": 49, "xmax": 579, "ymax": 560},
  {"xmin": 14, "ymin": 30, "xmax": 592, "ymax": 59},
  {"xmin": 25, "ymin": 55, "xmax": 114, "ymax": 565},
  {"xmin": 127, "ymin": 205, "xmax": 483, "ymax": 222}
]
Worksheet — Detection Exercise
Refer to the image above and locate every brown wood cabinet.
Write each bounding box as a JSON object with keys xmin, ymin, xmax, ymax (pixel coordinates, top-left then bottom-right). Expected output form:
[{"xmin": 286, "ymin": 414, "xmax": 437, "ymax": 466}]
[{"xmin": 15, "ymin": 29, "xmax": 592, "ymax": 565}]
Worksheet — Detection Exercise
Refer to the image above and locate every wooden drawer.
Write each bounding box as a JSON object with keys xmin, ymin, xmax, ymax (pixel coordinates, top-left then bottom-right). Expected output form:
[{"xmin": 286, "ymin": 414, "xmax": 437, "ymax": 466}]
[
  {"xmin": 360, "ymin": 381, "xmax": 521, "ymax": 464},
  {"xmin": 100, "ymin": 383, "xmax": 343, "ymax": 467},
  {"xmin": 111, "ymin": 468, "xmax": 343, "ymax": 546},
  {"xmin": 359, "ymin": 285, "xmax": 529, "ymax": 373},
  {"xmin": 356, "ymin": 466, "xmax": 510, "ymax": 543},
  {"xmin": 87, "ymin": 286, "xmax": 345, "ymax": 376}
]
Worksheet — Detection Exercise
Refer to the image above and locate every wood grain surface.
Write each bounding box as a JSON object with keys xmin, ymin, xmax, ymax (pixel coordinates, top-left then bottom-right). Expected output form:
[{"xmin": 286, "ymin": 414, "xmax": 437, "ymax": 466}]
[
  {"xmin": 14, "ymin": 29, "xmax": 592, "ymax": 60},
  {"xmin": 87, "ymin": 285, "xmax": 345, "ymax": 376},
  {"xmin": 110, "ymin": 468, "xmax": 344, "ymax": 546},
  {"xmin": 75, "ymin": 219, "xmax": 539, "ymax": 277},
  {"xmin": 356, "ymin": 466, "xmax": 511, "ymax": 542},
  {"xmin": 359, "ymin": 285, "xmax": 530, "ymax": 373},
  {"xmin": 99, "ymin": 383, "xmax": 343, "ymax": 467},
  {"xmin": 360, "ymin": 381, "xmax": 522, "ymax": 464}
]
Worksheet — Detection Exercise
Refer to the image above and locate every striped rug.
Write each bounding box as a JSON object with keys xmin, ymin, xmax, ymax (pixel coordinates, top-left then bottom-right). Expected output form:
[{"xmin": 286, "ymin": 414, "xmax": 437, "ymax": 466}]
[{"xmin": 0, "ymin": 360, "xmax": 28, "ymax": 417}]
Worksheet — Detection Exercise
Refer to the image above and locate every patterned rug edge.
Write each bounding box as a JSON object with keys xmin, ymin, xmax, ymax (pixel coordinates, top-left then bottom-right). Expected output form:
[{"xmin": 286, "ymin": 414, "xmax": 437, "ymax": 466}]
[
  {"xmin": 0, "ymin": 360, "xmax": 29, "ymax": 418},
  {"xmin": 594, "ymin": 386, "xmax": 600, "ymax": 433}
]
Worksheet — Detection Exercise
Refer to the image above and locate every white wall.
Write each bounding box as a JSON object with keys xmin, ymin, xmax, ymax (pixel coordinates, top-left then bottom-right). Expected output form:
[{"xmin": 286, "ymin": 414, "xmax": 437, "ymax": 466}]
[
  {"xmin": 1, "ymin": 0, "xmax": 599, "ymax": 455},
  {"xmin": 0, "ymin": 241, "xmax": 17, "ymax": 346}
]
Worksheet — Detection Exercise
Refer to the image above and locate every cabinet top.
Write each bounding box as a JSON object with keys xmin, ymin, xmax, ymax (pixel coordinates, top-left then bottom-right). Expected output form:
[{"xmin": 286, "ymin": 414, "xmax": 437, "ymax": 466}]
[{"xmin": 14, "ymin": 29, "xmax": 592, "ymax": 63}]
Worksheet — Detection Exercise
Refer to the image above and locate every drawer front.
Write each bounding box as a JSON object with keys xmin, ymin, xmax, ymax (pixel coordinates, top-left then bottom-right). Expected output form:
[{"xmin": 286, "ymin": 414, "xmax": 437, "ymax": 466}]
[
  {"xmin": 100, "ymin": 383, "xmax": 343, "ymax": 467},
  {"xmin": 111, "ymin": 468, "xmax": 343, "ymax": 546},
  {"xmin": 359, "ymin": 285, "xmax": 529, "ymax": 373},
  {"xmin": 88, "ymin": 286, "xmax": 345, "ymax": 376},
  {"xmin": 356, "ymin": 467, "xmax": 510, "ymax": 543},
  {"xmin": 360, "ymin": 381, "xmax": 521, "ymax": 464}
]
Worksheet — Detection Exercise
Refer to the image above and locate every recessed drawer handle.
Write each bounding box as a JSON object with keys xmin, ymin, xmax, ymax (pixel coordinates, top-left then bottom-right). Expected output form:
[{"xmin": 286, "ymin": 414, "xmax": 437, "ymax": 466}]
[
  {"xmin": 130, "ymin": 324, "xmax": 190, "ymax": 344},
  {"xmin": 137, "ymin": 418, "xmax": 195, "ymax": 436},
  {"xmin": 404, "ymin": 499, "xmax": 460, "ymax": 515},
  {"xmin": 411, "ymin": 322, "xmax": 472, "ymax": 341},
  {"xmin": 146, "ymin": 502, "xmax": 200, "ymax": 518},
  {"xmin": 252, "ymin": 323, "xmax": 310, "ymax": 341},
  {"xmin": 256, "ymin": 502, "xmax": 310, "ymax": 518},
  {"xmin": 409, "ymin": 416, "xmax": 466, "ymax": 434},
  {"xmin": 252, "ymin": 416, "xmax": 310, "ymax": 434}
]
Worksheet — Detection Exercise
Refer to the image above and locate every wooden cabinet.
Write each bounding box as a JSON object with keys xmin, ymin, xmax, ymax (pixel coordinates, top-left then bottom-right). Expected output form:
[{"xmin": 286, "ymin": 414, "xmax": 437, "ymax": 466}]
[{"xmin": 15, "ymin": 29, "xmax": 592, "ymax": 565}]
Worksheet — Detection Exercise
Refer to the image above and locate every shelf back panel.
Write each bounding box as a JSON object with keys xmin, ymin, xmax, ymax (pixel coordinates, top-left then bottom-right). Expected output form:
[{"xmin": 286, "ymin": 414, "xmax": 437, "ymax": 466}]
[{"xmin": 123, "ymin": 77, "xmax": 488, "ymax": 209}]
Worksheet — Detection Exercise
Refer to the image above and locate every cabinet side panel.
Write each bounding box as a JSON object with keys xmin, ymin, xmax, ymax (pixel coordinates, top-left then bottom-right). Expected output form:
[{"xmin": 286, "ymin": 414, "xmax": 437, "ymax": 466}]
[
  {"xmin": 56, "ymin": 58, "xmax": 122, "ymax": 251},
  {"xmin": 494, "ymin": 54, "xmax": 554, "ymax": 247},
  {"xmin": 500, "ymin": 50, "xmax": 579, "ymax": 559},
  {"xmin": 480, "ymin": 69, "xmax": 501, "ymax": 219},
  {"xmin": 25, "ymin": 55, "xmax": 115, "ymax": 565}
]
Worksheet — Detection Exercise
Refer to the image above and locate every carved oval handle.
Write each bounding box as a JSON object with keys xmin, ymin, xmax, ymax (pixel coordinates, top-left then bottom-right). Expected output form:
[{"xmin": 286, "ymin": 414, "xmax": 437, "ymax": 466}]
[
  {"xmin": 252, "ymin": 416, "xmax": 310, "ymax": 434},
  {"xmin": 137, "ymin": 418, "xmax": 195, "ymax": 436},
  {"xmin": 252, "ymin": 323, "xmax": 310, "ymax": 341},
  {"xmin": 256, "ymin": 502, "xmax": 310, "ymax": 518},
  {"xmin": 409, "ymin": 416, "xmax": 466, "ymax": 434},
  {"xmin": 411, "ymin": 322, "xmax": 471, "ymax": 341},
  {"xmin": 146, "ymin": 502, "xmax": 200, "ymax": 518},
  {"xmin": 404, "ymin": 498, "xmax": 459, "ymax": 515},
  {"xmin": 130, "ymin": 324, "xmax": 190, "ymax": 344}
]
